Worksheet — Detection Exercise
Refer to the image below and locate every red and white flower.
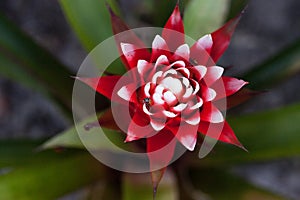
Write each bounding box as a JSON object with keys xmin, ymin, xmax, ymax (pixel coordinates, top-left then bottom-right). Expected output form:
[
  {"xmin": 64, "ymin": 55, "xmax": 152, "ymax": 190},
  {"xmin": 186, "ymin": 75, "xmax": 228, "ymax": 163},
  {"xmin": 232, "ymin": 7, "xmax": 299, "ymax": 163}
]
[{"xmin": 77, "ymin": 4, "xmax": 248, "ymax": 189}]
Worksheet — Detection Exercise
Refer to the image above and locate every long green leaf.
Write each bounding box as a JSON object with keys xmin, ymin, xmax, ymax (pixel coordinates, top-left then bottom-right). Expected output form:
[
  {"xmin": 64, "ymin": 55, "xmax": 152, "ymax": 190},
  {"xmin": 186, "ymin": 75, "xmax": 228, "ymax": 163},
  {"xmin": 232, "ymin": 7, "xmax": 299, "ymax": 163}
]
[
  {"xmin": 197, "ymin": 103, "xmax": 300, "ymax": 167},
  {"xmin": 243, "ymin": 38, "xmax": 300, "ymax": 89},
  {"xmin": 59, "ymin": 0, "xmax": 119, "ymax": 51},
  {"xmin": 41, "ymin": 113, "xmax": 130, "ymax": 152},
  {"xmin": 190, "ymin": 167, "xmax": 284, "ymax": 200},
  {"xmin": 0, "ymin": 152, "xmax": 104, "ymax": 200},
  {"xmin": 184, "ymin": 0, "xmax": 230, "ymax": 39},
  {"xmin": 59, "ymin": 0, "xmax": 126, "ymax": 74},
  {"xmin": 0, "ymin": 14, "xmax": 74, "ymax": 112}
]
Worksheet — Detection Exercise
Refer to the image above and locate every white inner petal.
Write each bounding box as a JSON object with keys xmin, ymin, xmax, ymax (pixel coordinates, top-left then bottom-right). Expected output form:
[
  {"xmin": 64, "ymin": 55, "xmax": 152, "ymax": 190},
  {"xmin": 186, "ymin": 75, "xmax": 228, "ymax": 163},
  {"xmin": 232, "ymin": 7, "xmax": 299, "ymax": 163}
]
[
  {"xmin": 152, "ymin": 71, "xmax": 163, "ymax": 83},
  {"xmin": 160, "ymin": 77, "xmax": 183, "ymax": 97},
  {"xmin": 153, "ymin": 93, "xmax": 165, "ymax": 105},
  {"xmin": 144, "ymin": 82, "xmax": 151, "ymax": 97},
  {"xmin": 163, "ymin": 91, "xmax": 177, "ymax": 105}
]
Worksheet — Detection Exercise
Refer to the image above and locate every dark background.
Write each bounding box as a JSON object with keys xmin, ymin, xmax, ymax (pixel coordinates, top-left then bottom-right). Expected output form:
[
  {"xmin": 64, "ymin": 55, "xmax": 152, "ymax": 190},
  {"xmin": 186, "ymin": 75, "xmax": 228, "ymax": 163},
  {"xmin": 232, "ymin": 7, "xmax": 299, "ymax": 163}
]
[{"xmin": 0, "ymin": 0, "xmax": 299, "ymax": 199}]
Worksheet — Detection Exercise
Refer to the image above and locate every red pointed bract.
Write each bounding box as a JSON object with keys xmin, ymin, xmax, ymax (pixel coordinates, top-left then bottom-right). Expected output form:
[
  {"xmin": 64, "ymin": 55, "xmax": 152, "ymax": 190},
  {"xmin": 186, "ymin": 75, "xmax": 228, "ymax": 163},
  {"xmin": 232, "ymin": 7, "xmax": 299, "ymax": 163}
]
[
  {"xmin": 108, "ymin": 6, "xmax": 151, "ymax": 69},
  {"xmin": 162, "ymin": 5, "xmax": 185, "ymax": 52},
  {"xmin": 76, "ymin": 76, "xmax": 121, "ymax": 100},
  {"xmin": 210, "ymin": 14, "xmax": 242, "ymax": 62}
]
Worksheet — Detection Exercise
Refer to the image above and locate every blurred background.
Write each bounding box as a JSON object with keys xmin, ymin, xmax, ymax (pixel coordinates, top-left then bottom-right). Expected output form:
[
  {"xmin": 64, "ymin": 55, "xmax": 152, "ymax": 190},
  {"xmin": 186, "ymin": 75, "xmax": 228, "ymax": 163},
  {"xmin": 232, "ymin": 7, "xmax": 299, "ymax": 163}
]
[{"xmin": 0, "ymin": 0, "xmax": 300, "ymax": 199}]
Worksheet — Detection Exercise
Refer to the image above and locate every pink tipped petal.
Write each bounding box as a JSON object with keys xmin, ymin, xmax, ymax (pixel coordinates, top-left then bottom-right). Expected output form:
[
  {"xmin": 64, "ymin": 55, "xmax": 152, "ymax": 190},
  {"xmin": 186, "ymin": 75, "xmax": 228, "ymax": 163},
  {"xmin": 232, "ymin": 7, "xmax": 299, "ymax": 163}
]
[
  {"xmin": 185, "ymin": 111, "xmax": 200, "ymax": 125},
  {"xmin": 120, "ymin": 43, "xmax": 150, "ymax": 69},
  {"xmin": 117, "ymin": 84, "xmax": 136, "ymax": 101},
  {"xmin": 152, "ymin": 35, "xmax": 168, "ymax": 50},
  {"xmin": 197, "ymin": 34, "xmax": 213, "ymax": 51},
  {"xmin": 175, "ymin": 124, "xmax": 198, "ymax": 151},
  {"xmin": 162, "ymin": 5, "xmax": 185, "ymax": 51},
  {"xmin": 150, "ymin": 119, "xmax": 165, "ymax": 131},
  {"xmin": 201, "ymin": 103, "xmax": 224, "ymax": 123},
  {"xmin": 174, "ymin": 44, "xmax": 190, "ymax": 61},
  {"xmin": 210, "ymin": 14, "xmax": 242, "ymax": 62},
  {"xmin": 137, "ymin": 60, "xmax": 149, "ymax": 75},
  {"xmin": 204, "ymin": 66, "xmax": 224, "ymax": 86},
  {"xmin": 163, "ymin": 69, "xmax": 177, "ymax": 77},
  {"xmin": 172, "ymin": 103, "xmax": 188, "ymax": 112},
  {"xmin": 76, "ymin": 76, "xmax": 122, "ymax": 101},
  {"xmin": 190, "ymin": 35, "xmax": 213, "ymax": 65},
  {"xmin": 151, "ymin": 35, "xmax": 171, "ymax": 62},
  {"xmin": 202, "ymin": 86, "xmax": 217, "ymax": 102}
]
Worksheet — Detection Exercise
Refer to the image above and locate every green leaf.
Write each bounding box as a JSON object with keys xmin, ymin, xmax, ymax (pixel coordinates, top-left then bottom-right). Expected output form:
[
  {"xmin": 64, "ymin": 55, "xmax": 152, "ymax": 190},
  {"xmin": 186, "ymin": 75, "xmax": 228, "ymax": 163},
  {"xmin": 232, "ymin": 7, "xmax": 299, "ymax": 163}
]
[
  {"xmin": 243, "ymin": 38, "xmax": 300, "ymax": 89},
  {"xmin": 190, "ymin": 167, "xmax": 284, "ymax": 200},
  {"xmin": 41, "ymin": 113, "xmax": 129, "ymax": 151},
  {"xmin": 197, "ymin": 103, "xmax": 300, "ymax": 167},
  {"xmin": 59, "ymin": 0, "xmax": 120, "ymax": 51},
  {"xmin": 0, "ymin": 14, "xmax": 74, "ymax": 113},
  {"xmin": 184, "ymin": 0, "xmax": 230, "ymax": 39},
  {"xmin": 0, "ymin": 152, "xmax": 104, "ymax": 200},
  {"xmin": 59, "ymin": 0, "xmax": 126, "ymax": 74}
]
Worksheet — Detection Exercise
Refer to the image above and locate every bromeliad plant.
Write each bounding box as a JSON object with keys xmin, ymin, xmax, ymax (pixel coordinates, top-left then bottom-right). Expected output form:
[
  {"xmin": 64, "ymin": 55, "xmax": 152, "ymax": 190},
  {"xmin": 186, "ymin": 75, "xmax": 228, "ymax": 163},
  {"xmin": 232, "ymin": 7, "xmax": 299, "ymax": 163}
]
[
  {"xmin": 77, "ymin": 3, "xmax": 248, "ymax": 192},
  {"xmin": 1, "ymin": 0, "xmax": 300, "ymax": 199}
]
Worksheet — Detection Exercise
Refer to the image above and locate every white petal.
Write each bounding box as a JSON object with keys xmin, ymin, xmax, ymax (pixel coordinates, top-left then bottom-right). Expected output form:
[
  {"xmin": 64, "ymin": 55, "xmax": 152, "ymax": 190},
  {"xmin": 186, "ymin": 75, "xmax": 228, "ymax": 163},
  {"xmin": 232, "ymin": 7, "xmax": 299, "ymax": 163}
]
[
  {"xmin": 181, "ymin": 77, "xmax": 190, "ymax": 88},
  {"xmin": 161, "ymin": 77, "xmax": 183, "ymax": 97},
  {"xmin": 150, "ymin": 120, "xmax": 165, "ymax": 131},
  {"xmin": 163, "ymin": 91, "xmax": 177, "ymax": 105},
  {"xmin": 153, "ymin": 93, "xmax": 165, "ymax": 105},
  {"xmin": 144, "ymin": 82, "xmax": 151, "ymax": 97},
  {"xmin": 155, "ymin": 85, "xmax": 164, "ymax": 96},
  {"xmin": 175, "ymin": 44, "xmax": 190, "ymax": 60},
  {"xmin": 120, "ymin": 43, "xmax": 135, "ymax": 57},
  {"xmin": 163, "ymin": 69, "xmax": 177, "ymax": 77},
  {"xmin": 183, "ymin": 87, "xmax": 193, "ymax": 99},
  {"xmin": 172, "ymin": 103, "xmax": 187, "ymax": 112},
  {"xmin": 152, "ymin": 35, "xmax": 168, "ymax": 50},
  {"xmin": 190, "ymin": 98, "xmax": 203, "ymax": 110},
  {"xmin": 180, "ymin": 134, "xmax": 197, "ymax": 151},
  {"xmin": 152, "ymin": 71, "xmax": 163, "ymax": 83},
  {"xmin": 163, "ymin": 110, "xmax": 177, "ymax": 118},
  {"xmin": 185, "ymin": 112, "xmax": 200, "ymax": 125},
  {"xmin": 206, "ymin": 88, "xmax": 217, "ymax": 101},
  {"xmin": 137, "ymin": 60, "xmax": 149, "ymax": 75},
  {"xmin": 194, "ymin": 65, "xmax": 207, "ymax": 80},
  {"xmin": 170, "ymin": 60, "xmax": 186, "ymax": 68},
  {"xmin": 117, "ymin": 84, "xmax": 134, "ymax": 101},
  {"xmin": 176, "ymin": 67, "xmax": 190, "ymax": 78},
  {"xmin": 197, "ymin": 34, "xmax": 213, "ymax": 50},
  {"xmin": 143, "ymin": 104, "xmax": 154, "ymax": 115},
  {"xmin": 155, "ymin": 55, "xmax": 169, "ymax": 69},
  {"xmin": 204, "ymin": 66, "xmax": 224, "ymax": 85},
  {"xmin": 190, "ymin": 79, "xmax": 200, "ymax": 94}
]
